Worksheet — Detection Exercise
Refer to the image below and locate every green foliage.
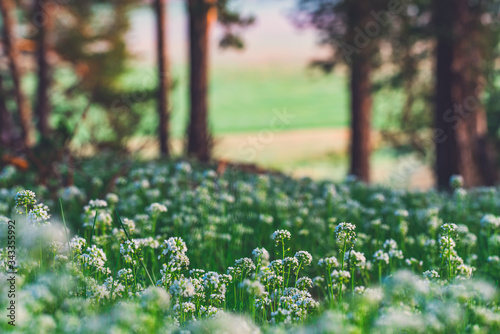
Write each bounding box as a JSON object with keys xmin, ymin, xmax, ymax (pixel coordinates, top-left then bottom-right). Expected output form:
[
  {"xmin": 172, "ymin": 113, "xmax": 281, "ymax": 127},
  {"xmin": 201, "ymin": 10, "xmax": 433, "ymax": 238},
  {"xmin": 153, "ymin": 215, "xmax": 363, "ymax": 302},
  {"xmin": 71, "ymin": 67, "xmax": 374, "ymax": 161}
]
[{"xmin": 0, "ymin": 160, "xmax": 499, "ymax": 332}]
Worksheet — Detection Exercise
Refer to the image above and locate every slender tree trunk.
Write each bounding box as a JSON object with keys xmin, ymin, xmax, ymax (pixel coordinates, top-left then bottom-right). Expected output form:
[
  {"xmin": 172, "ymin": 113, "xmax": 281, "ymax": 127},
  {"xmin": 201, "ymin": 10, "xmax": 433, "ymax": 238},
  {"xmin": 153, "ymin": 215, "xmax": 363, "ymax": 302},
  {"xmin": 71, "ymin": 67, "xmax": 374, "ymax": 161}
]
[
  {"xmin": 34, "ymin": 0, "xmax": 51, "ymax": 138},
  {"xmin": 349, "ymin": 57, "xmax": 372, "ymax": 182},
  {"xmin": 434, "ymin": 0, "xmax": 496, "ymax": 189},
  {"xmin": 434, "ymin": 0, "xmax": 457, "ymax": 189},
  {"xmin": 0, "ymin": 73, "xmax": 15, "ymax": 146},
  {"xmin": 154, "ymin": 0, "xmax": 171, "ymax": 157},
  {"xmin": 347, "ymin": 0, "xmax": 373, "ymax": 182},
  {"xmin": 0, "ymin": 0, "xmax": 34, "ymax": 147},
  {"xmin": 186, "ymin": 0, "xmax": 213, "ymax": 161}
]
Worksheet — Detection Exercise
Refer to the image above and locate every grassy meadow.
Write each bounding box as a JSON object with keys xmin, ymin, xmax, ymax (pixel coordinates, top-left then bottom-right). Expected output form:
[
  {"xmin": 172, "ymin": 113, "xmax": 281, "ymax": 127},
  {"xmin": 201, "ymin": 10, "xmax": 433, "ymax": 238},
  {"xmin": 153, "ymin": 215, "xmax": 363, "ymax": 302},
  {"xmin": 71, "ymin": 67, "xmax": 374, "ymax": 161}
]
[
  {"xmin": 122, "ymin": 64, "xmax": 401, "ymax": 137},
  {"xmin": 0, "ymin": 160, "xmax": 499, "ymax": 333}
]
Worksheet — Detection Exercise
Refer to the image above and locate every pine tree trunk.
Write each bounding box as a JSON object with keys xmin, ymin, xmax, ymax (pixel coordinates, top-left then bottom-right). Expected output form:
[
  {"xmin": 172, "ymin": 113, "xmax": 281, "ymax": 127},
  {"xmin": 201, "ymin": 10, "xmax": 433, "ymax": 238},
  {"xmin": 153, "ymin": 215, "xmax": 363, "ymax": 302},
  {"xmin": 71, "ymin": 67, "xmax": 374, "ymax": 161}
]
[
  {"xmin": 347, "ymin": 0, "xmax": 373, "ymax": 182},
  {"xmin": 0, "ymin": 0, "xmax": 34, "ymax": 148},
  {"xmin": 434, "ymin": 0, "xmax": 496, "ymax": 189},
  {"xmin": 155, "ymin": 0, "xmax": 170, "ymax": 157},
  {"xmin": 434, "ymin": 0, "xmax": 457, "ymax": 189},
  {"xmin": 0, "ymin": 73, "xmax": 15, "ymax": 146},
  {"xmin": 187, "ymin": 0, "xmax": 212, "ymax": 161},
  {"xmin": 34, "ymin": 0, "xmax": 51, "ymax": 138},
  {"xmin": 350, "ymin": 55, "xmax": 372, "ymax": 182}
]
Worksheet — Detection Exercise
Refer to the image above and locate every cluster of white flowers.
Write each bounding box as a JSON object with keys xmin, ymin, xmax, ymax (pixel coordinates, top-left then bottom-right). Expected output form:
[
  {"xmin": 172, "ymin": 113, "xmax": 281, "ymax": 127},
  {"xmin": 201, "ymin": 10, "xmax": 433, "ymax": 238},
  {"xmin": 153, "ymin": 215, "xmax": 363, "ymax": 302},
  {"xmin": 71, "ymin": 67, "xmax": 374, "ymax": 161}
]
[
  {"xmin": 284, "ymin": 256, "xmax": 300, "ymax": 271},
  {"xmin": 175, "ymin": 161, "xmax": 192, "ymax": 174},
  {"xmin": 59, "ymin": 186, "xmax": 85, "ymax": 201},
  {"xmin": 271, "ymin": 229, "xmax": 291, "ymax": 245},
  {"xmin": 480, "ymin": 214, "xmax": 500, "ymax": 230},
  {"xmin": 383, "ymin": 239, "xmax": 404, "ymax": 260},
  {"xmin": 405, "ymin": 257, "xmax": 423, "ymax": 268},
  {"xmin": 439, "ymin": 235, "xmax": 456, "ymax": 252},
  {"xmin": 456, "ymin": 264, "xmax": 475, "ymax": 279},
  {"xmin": 69, "ymin": 236, "xmax": 87, "ymax": 255},
  {"xmin": 84, "ymin": 199, "xmax": 108, "ymax": 211},
  {"xmin": 202, "ymin": 271, "xmax": 228, "ymax": 303},
  {"xmin": 441, "ymin": 223, "xmax": 458, "ymax": 235},
  {"xmin": 27, "ymin": 203, "xmax": 51, "ymax": 227},
  {"xmin": 259, "ymin": 214, "xmax": 274, "ymax": 225},
  {"xmin": 423, "ymin": 269, "xmax": 440, "ymax": 280},
  {"xmin": 240, "ymin": 279, "xmax": 265, "ymax": 296},
  {"xmin": 105, "ymin": 193, "xmax": 119, "ymax": 206},
  {"xmin": 334, "ymin": 222, "xmax": 356, "ymax": 247},
  {"xmin": 354, "ymin": 286, "xmax": 366, "ymax": 295},
  {"xmin": 227, "ymin": 257, "xmax": 256, "ymax": 279},
  {"xmin": 170, "ymin": 277, "xmax": 196, "ymax": 298},
  {"xmin": 14, "ymin": 189, "xmax": 36, "ymax": 214},
  {"xmin": 449, "ymin": 174, "xmax": 464, "ymax": 188},
  {"xmin": 318, "ymin": 256, "xmax": 340, "ymax": 269},
  {"xmin": 83, "ymin": 210, "xmax": 113, "ymax": 229},
  {"xmin": 373, "ymin": 250, "xmax": 390, "ymax": 265},
  {"xmin": 120, "ymin": 239, "xmax": 140, "ymax": 264},
  {"xmin": 331, "ymin": 270, "xmax": 351, "ymax": 285},
  {"xmin": 344, "ymin": 250, "xmax": 367, "ymax": 269},
  {"xmin": 252, "ymin": 247, "xmax": 270, "ymax": 264},
  {"xmin": 271, "ymin": 287, "xmax": 319, "ymax": 323},
  {"xmin": 157, "ymin": 237, "xmax": 190, "ymax": 287},
  {"xmin": 370, "ymin": 193, "xmax": 386, "ymax": 204},
  {"xmin": 134, "ymin": 236, "xmax": 160, "ymax": 249},
  {"xmin": 162, "ymin": 237, "xmax": 188, "ymax": 255},
  {"xmin": 77, "ymin": 245, "xmax": 110, "ymax": 275},
  {"xmin": 294, "ymin": 251, "xmax": 313, "ymax": 267},
  {"xmin": 394, "ymin": 209, "xmax": 409, "ymax": 219},
  {"xmin": 147, "ymin": 202, "xmax": 168, "ymax": 216},
  {"xmin": 139, "ymin": 286, "xmax": 171, "ymax": 312},
  {"xmin": 0, "ymin": 165, "xmax": 16, "ymax": 182},
  {"xmin": 116, "ymin": 268, "xmax": 134, "ymax": 285},
  {"xmin": 295, "ymin": 277, "xmax": 313, "ymax": 290}
]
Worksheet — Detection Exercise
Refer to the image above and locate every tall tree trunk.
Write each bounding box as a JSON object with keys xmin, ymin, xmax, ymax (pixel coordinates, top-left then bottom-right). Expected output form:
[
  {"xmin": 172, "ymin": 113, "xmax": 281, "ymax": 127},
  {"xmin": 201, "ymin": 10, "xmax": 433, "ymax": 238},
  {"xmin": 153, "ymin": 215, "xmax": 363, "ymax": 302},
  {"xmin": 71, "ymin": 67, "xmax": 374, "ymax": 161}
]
[
  {"xmin": 0, "ymin": 0, "xmax": 34, "ymax": 148},
  {"xmin": 186, "ymin": 0, "xmax": 213, "ymax": 162},
  {"xmin": 154, "ymin": 0, "xmax": 170, "ymax": 157},
  {"xmin": 434, "ymin": 0, "xmax": 496, "ymax": 189},
  {"xmin": 34, "ymin": 0, "xmax": 51, "ymax": 138},
  {"xmin": 349, "ymin": 55, "xmax": 372, "ymax": 182},
  {"xmin": 0, "ymin": 73, "xmax": 15, "ymax": 146},
  {"xmin": 347, "ymin": 0, "xmax": 373, "ymax": 182},
  {"xmin": 434, "ymin": 0, "xmax": 457, "ymax": 189}
]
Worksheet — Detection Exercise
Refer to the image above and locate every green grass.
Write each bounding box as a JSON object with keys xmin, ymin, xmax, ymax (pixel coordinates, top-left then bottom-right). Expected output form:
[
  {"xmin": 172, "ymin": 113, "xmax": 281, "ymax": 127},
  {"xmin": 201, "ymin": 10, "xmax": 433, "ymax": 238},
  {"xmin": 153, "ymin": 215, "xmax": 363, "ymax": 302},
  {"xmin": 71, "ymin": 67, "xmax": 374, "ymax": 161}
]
[
  {"xmin": 122, "ymin": 64, "xmax": 401, "ymax": 138},
  {"xmin": 41, "ymin": 61, "xmax": 402, "ymax": 143},
  {"xmin": 1, "ymin": 160, "xmax": 499, "ymax": 332}
]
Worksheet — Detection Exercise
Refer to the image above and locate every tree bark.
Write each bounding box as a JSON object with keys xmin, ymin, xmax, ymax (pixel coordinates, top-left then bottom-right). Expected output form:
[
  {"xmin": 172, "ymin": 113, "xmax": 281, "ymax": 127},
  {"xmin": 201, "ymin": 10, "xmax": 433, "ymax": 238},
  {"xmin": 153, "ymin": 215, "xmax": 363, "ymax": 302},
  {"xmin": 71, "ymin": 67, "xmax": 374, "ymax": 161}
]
[
  {"xmin": 434, "ymin": 0, "xmax": 496, "ymax": 189},
  {"xmin": 186, "ymin": 0, "xmax": 213, "ymax": 162},
  {"xmin": 347, "ymin": 0, "xmax": 373, "ymax": 182},
  {"xmin": 0, "ymin": 73, "xmax": 15, "ymax": 146},
  {"xmin": 349, "ymin": 55, "xmax": 372, "ymax": 182},
  {"xmin": 0, "ymin": 0, "xmax": 34, "ymax": 148},
  {"xmin": 34, "ymin": 0, "xmax": 52, "ymax": 138},
  {"xmin": 154, "ymin": 0, "xmax": 171, "ymax": 157}
]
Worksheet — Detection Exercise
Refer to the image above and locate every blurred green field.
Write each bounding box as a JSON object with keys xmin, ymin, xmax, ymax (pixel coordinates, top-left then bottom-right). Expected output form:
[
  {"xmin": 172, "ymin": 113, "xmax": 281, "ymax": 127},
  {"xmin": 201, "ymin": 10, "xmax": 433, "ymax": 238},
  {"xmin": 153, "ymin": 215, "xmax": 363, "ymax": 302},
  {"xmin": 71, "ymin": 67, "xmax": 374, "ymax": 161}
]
[
  {"xmin": 121, "ymin": 64, "xmax": 420, "ymax": 186},
  {"xmin": 122, "ymin": 64, "xmax": 402, "ymax": 138}
]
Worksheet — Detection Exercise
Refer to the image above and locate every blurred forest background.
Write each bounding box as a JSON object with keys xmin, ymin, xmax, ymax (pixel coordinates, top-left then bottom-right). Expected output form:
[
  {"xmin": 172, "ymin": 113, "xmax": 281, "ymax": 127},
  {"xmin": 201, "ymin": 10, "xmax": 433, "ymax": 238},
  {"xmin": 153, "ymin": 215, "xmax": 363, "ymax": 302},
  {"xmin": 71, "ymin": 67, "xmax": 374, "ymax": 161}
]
[{"xmin": 2, "ymin": 0, "xmax": 500, "ymax": 191}]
